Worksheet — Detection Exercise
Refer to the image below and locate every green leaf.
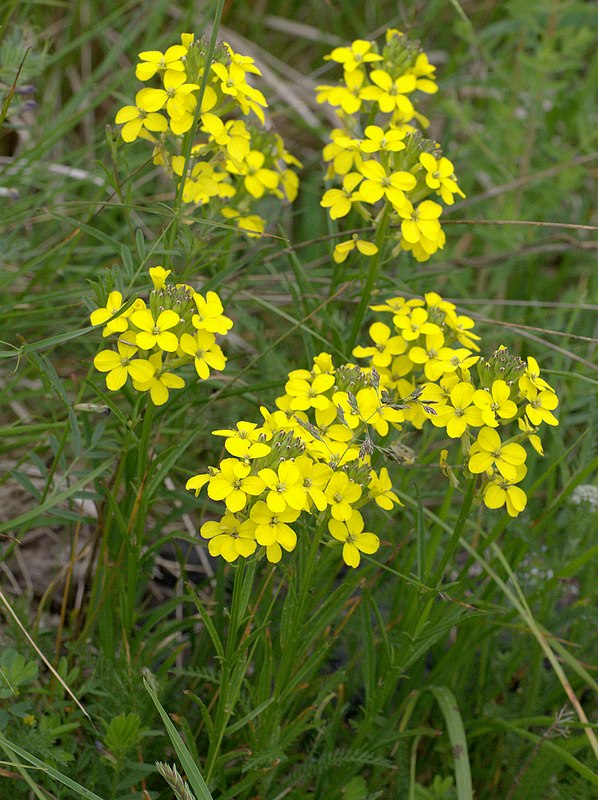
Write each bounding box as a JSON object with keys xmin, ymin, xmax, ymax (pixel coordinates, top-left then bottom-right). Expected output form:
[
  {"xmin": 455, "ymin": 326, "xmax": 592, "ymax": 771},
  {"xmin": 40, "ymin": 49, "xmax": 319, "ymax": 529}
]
[
  {"xmin": 103, "ymin": 712, "xmax": 142, "ymax": 760},
  {"xmin": 0, "ymin": 734, "xmax": 106, "ymax": 800},
  {"xmin": 144, "ymin": 679, "xmax": 214, "ymax": 800},
  {"xmin": 0, "ymin": 649, "xmax": 38, "ymax": 699},
  {"xmin": 428, "ymin": 686, "xmax": 474, "ymax": 800}
]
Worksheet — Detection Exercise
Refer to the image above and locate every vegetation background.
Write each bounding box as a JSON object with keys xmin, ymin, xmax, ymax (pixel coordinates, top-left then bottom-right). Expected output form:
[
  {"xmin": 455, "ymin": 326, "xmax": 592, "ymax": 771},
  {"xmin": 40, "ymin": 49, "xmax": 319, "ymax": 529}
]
[{"xmin": 0, "ymin": 1, "xmax": 597, "ymax": 799}]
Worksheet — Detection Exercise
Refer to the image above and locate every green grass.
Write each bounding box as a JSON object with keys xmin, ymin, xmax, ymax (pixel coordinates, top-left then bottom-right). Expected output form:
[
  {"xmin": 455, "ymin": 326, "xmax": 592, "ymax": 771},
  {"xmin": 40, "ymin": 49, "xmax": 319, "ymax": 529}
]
[{"xmin": 0, "ymin": 1, "xmax": 597, "ymax": 799}]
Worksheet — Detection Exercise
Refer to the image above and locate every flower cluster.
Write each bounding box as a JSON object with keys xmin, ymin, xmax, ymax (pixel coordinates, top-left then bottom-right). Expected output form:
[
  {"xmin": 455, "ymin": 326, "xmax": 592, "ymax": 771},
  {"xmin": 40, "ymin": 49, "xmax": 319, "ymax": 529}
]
[
  {"xmin": 115, "ymin": 34, "xmax": 300, "ymax": 237},
  {"xmin": 316, "ymin": 29, "xmax": 465, "ymax": 263},
  {"xmin": 352, "ymin": 293, "xmax": 559, "ymax": 517},
  {"xmin": 186, "ymin": 350, "xmax": 412, "ymax": 568},
  {"xmin": 186, "ymin": 292, "xmax": 559, "ymax": 567},
  {"xmin": 91, "ymin": 267, "xmax": 231, "ymax": 405}
]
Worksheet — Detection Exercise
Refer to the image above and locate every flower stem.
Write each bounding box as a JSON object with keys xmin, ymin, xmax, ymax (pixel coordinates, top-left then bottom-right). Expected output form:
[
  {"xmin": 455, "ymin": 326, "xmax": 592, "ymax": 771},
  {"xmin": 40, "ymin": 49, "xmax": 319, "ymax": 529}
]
[
  {"xmin": 347, "ymin": 203, "xmax": 391, "ymax": 352},
  {"xmin": 166, "ymin": 0, "xmax": 226, "ymax": 255}
]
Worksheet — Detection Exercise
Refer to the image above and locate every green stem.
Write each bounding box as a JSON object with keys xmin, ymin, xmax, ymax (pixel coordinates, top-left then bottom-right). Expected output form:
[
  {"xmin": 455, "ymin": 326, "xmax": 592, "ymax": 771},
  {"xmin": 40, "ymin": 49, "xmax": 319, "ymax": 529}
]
[
  {"xmin": 431, "ymin": 478, "xmax": 476, "ymax": 586},
  {"xmin": 347, "ymin": 203, "xmax": 391, "ymax": 352},
  {"xmin": 203, "ymin": 558, "xmax": 256, "ymax": 785},
  {"xmin": 166, "ymin": 0, "xmax": 226, "ymax": 255},
  {"xmin": 122, "ymin": 400, "xmax": 156, "ymax": 634}
]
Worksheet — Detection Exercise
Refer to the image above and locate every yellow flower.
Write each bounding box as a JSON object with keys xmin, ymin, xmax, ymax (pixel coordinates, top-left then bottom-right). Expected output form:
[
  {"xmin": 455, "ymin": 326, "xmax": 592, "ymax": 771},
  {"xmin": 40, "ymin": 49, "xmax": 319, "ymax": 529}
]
[
  {"xmin": 179, "ymin": 330, "xmax": 226, "ymax": 380},
  {"xmin": 333, "ymin": 236, "xmax": 378, "ymax": 264},
  {"xmin": 212, "ymin": 421, "xmax": 271, "ymax": 460},
  {"xmin": 400, "ymin": 228, "xmax": 446, "ymax": 261},
  {"xmin": 525, "ymin": 386, "xmax": 559, "ymax": 427},
  {"xmin": 368, "ymin": 467, "xmax": 402, "ymax": 510},
  {"xmin": 223, "ymin": 43, "xmax": 262, "ymax": 76},
  {"xmin": 397, "ymin": 199, "xmax": 443, "ymax": 245},
  {"xmin": 407, "ymin": 331, "xmax": 451, "ymax": 381},
  {"xmin": 258, "ymin": 461, "xmax": 307, "ymax": 513},
  {"xmin": 328, "ymin": 510, "xmax": 380, "ymax": 568},
  {"xmin": 90, "ymin": 290, "xmax": 130, "ymax": 336},
  {"xmin": 201, "ymin": 114, "xmax": 251, "ymax": 161},
  {"xmin": 419, "ymin": 152, "xmax": 465, "ymax": 205},
  {"xmin": 192, "ymin": 291, "xmax": 233, "ymax": 335},
  {"xmin": 207, "ymin": 458, "xmax": 265, "ymax": 513},
  {"xmin": 140, "ymin": 69, "xmax": 200, "ymax": 134},
  {"xmin": 115, "ymin": 90, "xmax": 168, "ymax": 143},
  {"xmin": 149, "ymin": 266, "xmax": 171, "ymax": 290},
  {"xmin": 431, "ymin": 381, "xmax": 483, "ymax": 438},
  {"xmin": 93, "ymin": 339, "xmax": 154, "ymax": 391},
  {"xmin": 323, "ymin": 129, "xmax": 364, "ymax": 176},
  {"xmin": 393, "ymin": 307, "xmax": 441, "ymax": 341},
  {"xmin": 468, "ymin": 428, "xmax": 527, "ymax": 481},
  {"xmin": 353, "ymin": 321, "xmax": 406, "ymax": 368},
  {"xmin": 132, "ymin": 352, "xmax": 185, "ymax": 406},
  {"xmin": 324, "ymin": 39, "xmax": 383, "ymax": 72},
  {"xmin": 220, "ymin": 207, "xmax": 266, "ymax": 238},
  {"xmin": 242, "ymin": 151, "xmax": 279, "ymax": 199},
  {"xmin": 249, "ymin": 501, "xmax": 299, "ymax": 563},
  {"xmin": 518, "ymin": 417, "xmax": 544, "ymax": 456},
  {"xmin": 294, "ymin": 455, "xmax": 332, "ymax": 512},
  {"xmin": 360, "ymin": 69, "xmax": 416, "ymax": 115},
  {"xmin": 285, "ymin": 372, "xmax": 335, "ymax": 411},
  {"xmin": 359, "ymin": 125, "xmax": 406, "ymax": 154},
  {"xmin": 211, "ymin": 62, "xmax": 267, "ymax": 120},
  {"xmin": 483, "ymin": 465, "xmax": 528, "ymax": 517},
  {"xmin": 519, "ymin": 356, "xmax": 554, "ymax": 395},
  {"xmin": 200, "ymin": 513, "xmax": 257, "ymax": 562},
  {"xmin": 406, "ymin": 52, "xmax": 438, "ymax": 93},
  {"xmin": 320, "ymin": 172, "xmax": 363, "ymax": 219},
  {"xmin": 356, "ymin": 160, "xmax": 416, "ymax": 208},
  {"xmin": 325, "ymin": 472, "xmax": 362, "ymax": 521},
  {"xmin": 135, "ymin": 45, "xmax": 187, "ymax": 81},
  {"xmin": 131, "ymin": 308, "xmax": 180, "ymax": 352},
  {"xmin": 316, "ymin": 70, "xmax": 368, "ymax": 115},
  {"xmin": 354, "ymin": 386, "xmax": 405, "ymax": 436},
  {"xmin": 472, "ymin": 380, "xmax": 518, "ymax": 427}
]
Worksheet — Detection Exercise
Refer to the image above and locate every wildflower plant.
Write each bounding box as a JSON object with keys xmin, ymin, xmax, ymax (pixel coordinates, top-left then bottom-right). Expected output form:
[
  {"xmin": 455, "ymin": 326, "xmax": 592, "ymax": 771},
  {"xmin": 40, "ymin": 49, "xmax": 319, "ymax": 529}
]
[
  {"xmin": 115, "ymin": 34, "xmax": 300, "ymax": 238},
  {"xmin": 186, "ymin": 290, "xmax": 559, "ymax": 571},
  {"xmin": 90, "ymin": 267, "xmax": 231, "ymax": 405},
  {"xmin": 5, "ymin": 11, "xmax": 592, "ymax": 800},
  {"xmin": 317, "ymin": 29, "xmax": 465, "ymax": 265}
]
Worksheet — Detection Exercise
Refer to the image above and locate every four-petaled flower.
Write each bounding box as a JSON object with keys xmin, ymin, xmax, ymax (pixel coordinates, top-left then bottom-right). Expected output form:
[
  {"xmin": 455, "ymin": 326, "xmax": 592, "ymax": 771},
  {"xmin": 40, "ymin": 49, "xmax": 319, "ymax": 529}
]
[
  {"xmin": 135, "ymin": 46, "xmax": 187, "ymax": 81},
  {"xmin": 179, "ymin": 330, "xmax": 226, "ymax": 380},
  {"xmin": 325, "ymin": 40, "xmax": 383, "ymax": 72},
  {"xmin": 353, "ymin": 321, "xmax": 407, "ymax": 368},
  {"xmin": 328, "ymin": 510, "xmax": 380, "ymax": 568},
  {"xmin": 468, "ymin": 428, "xmax": 527, "ymax": 481},
  {"xmin": 321, "ymin": 173, "xmax": 363, "ymax": 219},
  {"xmin": 132, "ymin": 352, "xmax": 185, "ymax": 406},
  {"xmin": 200, "ymin": 512, "xmax": 257, "ymax": 562},
  {"xmin": 360, "ymin": 69, "xmax": 417, "ymax": 115},
  {"xmin": 207, "ymin": 458, "xmax": 265, "ymax": 512},
  {"xmin": 131, "ymin": 308, "xmax": 180, "ymax": 352},
  {"xmin": 258, "ymin": 461, "xmax": 307, "ymax": 513},
  {"xmin": 115, "ymin": 89, "xmax": 168, "ymax": 142},
  {"xmin": 473, "ymin": 380, "xmax": 518, "ymax": 427},
  {"xmin": 93, "ymin": 339, "xmax": 154, "ymax": 391},
  {"xmin": 325, "ymin": 472, "xmax": 362, "ymax": 521},
  {"xmin": 249, "ymin": 501, "xmax": 299, "ymax": 563}
]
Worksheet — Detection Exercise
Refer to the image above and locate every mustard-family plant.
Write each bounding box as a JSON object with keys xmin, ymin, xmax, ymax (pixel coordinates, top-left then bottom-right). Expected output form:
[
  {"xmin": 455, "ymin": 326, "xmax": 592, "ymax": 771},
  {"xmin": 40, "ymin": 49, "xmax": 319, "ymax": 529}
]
[
  {"xmin": 185, "ymin": 291, "xmax": 559, "ymax": 570},
  {"xmin": 317, "ymin": 29, "xmax": 465, "ymax": 265},
  {"xmin": 90, "ymin": 267, "xmax": 231, "ymax": 406},
  {"xmin": 115, "ymin": 33, "xmax": 300, "ymax": 238},
  {"xmin": 6, "ymin": 9, "xmax": 594, "ymax": 800}
]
